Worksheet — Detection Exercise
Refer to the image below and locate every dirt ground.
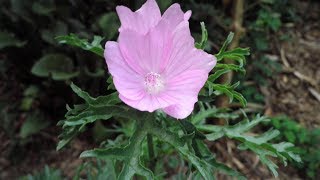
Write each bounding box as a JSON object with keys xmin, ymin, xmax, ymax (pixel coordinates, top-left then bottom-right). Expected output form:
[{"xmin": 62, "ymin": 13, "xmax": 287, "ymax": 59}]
[
  {"xmin": 0, "ymin": 129, "xmax": 93, "ymax": 179},
  {"xmin": 263, "ymin": 1, "xmax": 320, "ymax": 128}
]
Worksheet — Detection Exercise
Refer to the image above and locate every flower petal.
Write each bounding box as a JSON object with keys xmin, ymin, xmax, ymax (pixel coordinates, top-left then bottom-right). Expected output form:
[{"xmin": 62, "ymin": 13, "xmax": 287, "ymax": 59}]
[
  {"xmin": 163, "ymin": 102, "xmax": 195, "ymax": 119},
  {"xmin": 162, "ymin": 3, "xmax": 185, "ymax": 28},
  {"xmin": 104, "ymin": 41, "xmax": 145, "ymax": 101},
  {"xmin": 118, "ymin": 21, "xmax": 173, "ymax": 74},
  {"xmin": 119, "ymin": 93, "xmax": 172, "ymax": 112},
  {"xmin": 116, "ymin": 0, "xmax": 161, "ymax": 34},
  {"xmin": 163, "ymin": 21, "xmax": 216, "ymax": 79},
  {"xmin": 163, "ymin": 70, "xmax": 208, "ymax": 119},
  {"xmin": 184, "ymin": 10, "xmax": 192, "ymax": 21}
]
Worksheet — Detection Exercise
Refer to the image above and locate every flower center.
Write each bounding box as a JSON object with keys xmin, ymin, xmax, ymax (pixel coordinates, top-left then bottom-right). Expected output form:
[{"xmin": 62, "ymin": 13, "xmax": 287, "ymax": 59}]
[{"xmin": 144, "ymin": 72, "xmax": 164, "ymax": 94}]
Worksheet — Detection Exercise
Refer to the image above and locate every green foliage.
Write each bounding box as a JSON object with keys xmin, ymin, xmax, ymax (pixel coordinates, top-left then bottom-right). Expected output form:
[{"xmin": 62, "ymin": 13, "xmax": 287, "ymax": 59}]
[
  {"xmin": 56, "ymin": 34, "xmax": 104, "ymax": 57},
  {"xmin": 73, "ymin": 160, "xmax": 118, "ymax": 180},
  {"xmin": 19, "ymin": 165, "xmax": 62, "ymax": 180},
  {"xmin": 20, "ymin": 160, "xmax": 123, "ymax": 180},
  {"xmin": 239, "ymin": 0, "xmax": 297, "ymax": 103},
  {"xmin": 206, "ymin": 82, "xmax": 247, "ymax": 107},
  {"xmin": 205, "ymin": 32, "xmax": 250, "ymax": 107},
  {"xmin": 41, "ymin": 21, "xmax": 68, "ymax": 45},
  {"xmin": 57, "ymin": 83, "xmax": 123, "ymax": 150},
  {"xmin": 267, "ymin": 116, "xmax": 320, "ymax": 179},
  {"xmin": 195, "ymin": 22, "xmax": 208, "ymax": 49},
  {"xmin": 255, "ymin": 9, "xmax": 281, "ymax": 31},
  {"xmin": 0, "ymin": 31, "xmax": 26, "ymax": 49},
  {"xmin": 20, "ymin": 85, "xmax": 39, "ymax": 111},
  {"xmin": 215, "ymin": 32, "xmax": 251, "ymax": 67},
  {"xmin": 31, "ymin": 54, "xmax": 79, "ymax": 80},
  {"xmin": 19, "ymin": 112, "xmax": 49, "ymax": 138},
  {"xmin": 157, "ymin": 0, "xmax": 173, "ymax": 12},
  {"xmin": 55, "ymin": 24, "xmax": 302, "ymax": 179},
  {"xmin": 94, "ymin": 12, "xmax": 120, "ymax": 40},
  {"xmin": 198, "ymin": 115, "xmax": 301, "ymax": 177},
  {"xmin": 252, "ymin": 56, "xmax": 282, "ymax": 85},
  {"xmin": 81, "ymin": 117, "xmax": 154, "ymax": 180},
  {"xmin": 57, "ymin": 83, "xmax": 301, "ymax": 179}
]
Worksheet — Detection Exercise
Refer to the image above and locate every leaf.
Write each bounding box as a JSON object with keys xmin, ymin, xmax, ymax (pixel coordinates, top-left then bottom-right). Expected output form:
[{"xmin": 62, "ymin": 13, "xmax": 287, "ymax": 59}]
[
  {"xmin": 81, "ymin": 117, "xmax": 154, "ymax": 180},
  {"xmin": 208, "ymin": 63, "xmax": 246, "ymax": 84},
  {"xmin": 32, "ymin": 1, "xmax": 55, "ymax": 16},
  {"xmin": 195, "ymin": 22, "xmax": 208, "ymax": 49},
  {"xmin": 214, "ymin": 32, "xmax": 249, "ymax": 67},
  {"xmin": 239, "ymin": 142, "xmax": 279, "ymax": 176},
  {"xmin": 191, "ymin": 108, "xmax": 218, "ymax": 124},
  {"xmin": 56, "ymin": 126, "xmax": 81, "ymax": 151},
  {"xmin": 70, "ymin": 82, "xmax": 120, "ymax": 106},
  {"xmin": 208, "ymin": 69, "xmax": 232, "ymax": 82},
  {"xmin": 206, "ymin": 82, "xmax": 247, "ymax": 107},
  {"xmin": 84, "ymin": 67, "xmax": 105, "ymax": 77},
  {"xmin": 41, "ymin": 21, "xmax": 68, "ymax": 45},
  {"xmin": 57, "ymin": 83, "xmax": 130, "ymax": 150},
  {"xmin": 0, "ymin": 31, "xmax": 26, "ymax": 49},
  {"xmin": 215, "ymin": 32, "xmax": 234, "ymax": 59},
  {"xmin": 31, "ymin": 54, "xmax": 79, "ymax": 80},
  {"xmin": 199, "ymin": 115, "xmax": 301, "ymax": 177},
  {"xmin": 191, "ymin": 107, "xmax": 238, "ymax": 125},
  {"xmin": 23, "ymin": 85, "xmax": 39, "ymax": 97},
  {"xmin": 20, "ymin": 112, "xmax": 49, "ymax": 138},
  {"xmin": 232, "ymin": 90, "xmax": 247, "ymax": 107},
  {"xmin": 20, "ymin": 165, "xmax": 62, "ymax": 180},
  {"xmin": 56, "ymin": 34, "xmax": 104, "ymax": 57},
  {"xmin": 178, "ymin": 120, "xmax": 245, "ymax": 179},
  {"xmin": 179, "ymin": 120, "xmax": 206, "ymax": 140},
  {"xmin": 96, "ymin": 12, "xmax": 120, "ymax": 40},
  {"xmin": 221, "ymin": 48, "xmax": 250, "ymax": 67},
  {"xmin": 215, "ymin": 63, "xmax": 246, "ymax": 73},
  {"xmin": 107, "ymin": 76, "xmax": 116, "ymax": 90},
  {"xmin": 147, "ymin": 119, "xmax": 214, "ymax": 180},
  {"xmin": 160, "ymin": 140, "xmax": 214, "ymax": 180}
]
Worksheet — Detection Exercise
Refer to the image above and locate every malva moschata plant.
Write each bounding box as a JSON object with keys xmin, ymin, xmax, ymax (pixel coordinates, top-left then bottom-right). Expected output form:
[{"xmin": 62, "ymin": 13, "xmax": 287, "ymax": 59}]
[{"xmin": 56, "ymin": 0, "xmax": 302, "ymax": 179}]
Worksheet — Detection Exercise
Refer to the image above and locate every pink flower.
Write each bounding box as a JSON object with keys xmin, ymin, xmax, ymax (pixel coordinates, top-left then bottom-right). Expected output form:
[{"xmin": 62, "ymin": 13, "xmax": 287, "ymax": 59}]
[{"xmin": 104, "ymin": 0, "xmax": 216, "ymax": 119}]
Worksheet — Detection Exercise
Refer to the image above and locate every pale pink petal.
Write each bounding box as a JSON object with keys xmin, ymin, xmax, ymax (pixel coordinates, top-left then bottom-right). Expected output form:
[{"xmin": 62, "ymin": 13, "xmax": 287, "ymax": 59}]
[
  {"xmin": 116, "ymin": 0, "xmax": 161, "ymax": 34},
  {"xmin": 119, "ymin": 93, "xmax": 172, "ymax": 112},
  {"xmin": 104, "ymin": 41, "xmax": 145, "ymax": 101},
  {"xmin": 118, "ymin": 21, "xmax": 172, "ymax": 74},
  {"xmin": 105, "ymin": 1, "xmax": 217, "ymax": 119},
  {"xmin": 163, "ymin": 102, "xmax": 195, "ymax": 119},
  {"xmin": 162, "ymin": 70, "xmax": 208, "ymax": 119},
  {"xmin": 162, "ymin": 3, "xmax": 185, "ymax": 28},
  {"xmin": 163, "ymin": 21, "xmax": 216, "ymax": 78},
  {"xmin": 184, "ymin": 10, "xmax": 192, "ymax": 20}
]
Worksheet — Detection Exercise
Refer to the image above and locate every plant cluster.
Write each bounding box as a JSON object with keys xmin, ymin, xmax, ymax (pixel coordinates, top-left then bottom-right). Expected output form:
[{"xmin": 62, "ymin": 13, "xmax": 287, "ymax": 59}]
[
  {"xmin": 56, "ymin": 22, "xmax": 301, "ymax": 178},
  {"xmin": 266, "ymin": 116, "xmax": 320, "ymax": 179}
]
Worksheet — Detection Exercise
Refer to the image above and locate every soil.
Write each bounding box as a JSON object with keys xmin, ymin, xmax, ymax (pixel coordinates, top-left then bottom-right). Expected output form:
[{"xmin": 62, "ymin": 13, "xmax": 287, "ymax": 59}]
[
  {"xmin": 262, "ymin": 1, "xmax": 320, "ymax": 128},
  {"xmin": 0, "ymin": 129, "xmax": 94, "ymax": 179}
]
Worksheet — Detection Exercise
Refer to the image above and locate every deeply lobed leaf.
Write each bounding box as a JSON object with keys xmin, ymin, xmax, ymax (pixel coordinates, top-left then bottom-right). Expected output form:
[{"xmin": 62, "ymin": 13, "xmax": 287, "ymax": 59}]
[
  {"xmin": 197, "ymin": 115, "xmax": 302, "ymax": 177},
  {"xmin": 56, "ymin": 34, "xmax": 104, "ymax": 57}
]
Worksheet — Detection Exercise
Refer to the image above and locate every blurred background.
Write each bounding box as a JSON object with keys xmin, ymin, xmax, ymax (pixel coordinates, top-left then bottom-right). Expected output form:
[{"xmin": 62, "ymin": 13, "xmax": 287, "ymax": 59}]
[{"xmin": 0, "ymin": 0, "xmax": 319, "ymax": 179}]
